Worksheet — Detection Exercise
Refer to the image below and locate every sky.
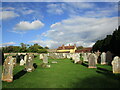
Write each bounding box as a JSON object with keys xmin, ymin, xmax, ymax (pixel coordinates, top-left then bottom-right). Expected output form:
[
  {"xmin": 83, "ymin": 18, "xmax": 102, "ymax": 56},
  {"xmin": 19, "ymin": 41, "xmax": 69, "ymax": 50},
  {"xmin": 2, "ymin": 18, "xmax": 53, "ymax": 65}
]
[{"xmin": 1, "ymin": 1, "xmax": 119, "ymax": 49}]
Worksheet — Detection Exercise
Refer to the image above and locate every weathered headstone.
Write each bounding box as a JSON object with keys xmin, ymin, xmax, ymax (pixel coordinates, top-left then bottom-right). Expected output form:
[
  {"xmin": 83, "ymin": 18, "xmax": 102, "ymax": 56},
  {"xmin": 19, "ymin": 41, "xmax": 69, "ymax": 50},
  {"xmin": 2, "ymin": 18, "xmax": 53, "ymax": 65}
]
[
  {"xmin": 83, "ymin": 53, "xmax": 88, "ymax": 62},
  {"xmin": 101, "ymin": 52, "xmax": 106, "ymax": 65},
  {"xmin": 13, "ymin": 58, "xmax": 16, "ymax": 67},
  {"xmin": 51, "ymin": 61, "xmax": 57, "ymax": 63},
  {"xmin": 2, "ymin": 56, "xmax": 14, "ymax": 82},
  {"xmin": 20, "ymin": 59, "xmax": 25, "ymax": 66},
  {"xmin": 88, "ymin": 53, "xmax": 97, "ymax": 68},
  {"xmin": 94, "ymin": 54, "xmax": 98, "ymax": 64},
  {"xmin": 24, "ymin": 54, "xmax": 27, "ymax": 64},
  {"xmin": 40, "ymin": 54, "xmax": 44, "ymax": 60},
  {"xmin": 25, "ymin": 54, "xmax": 34, "ymax": 72},
  {"xmin": 43, "ymin": 54, "xmax": 48, "ymax": 63},
  {"xmin": 74, "ymin": 54, "xmax": 80, "ymax": 63},
  {"xmin": 106, "ymin": 51, "xmax": 113, "ymax": 65},
  {"xmin": 112, "ymin": 56, "xmax": 120, "ymax": 74}
]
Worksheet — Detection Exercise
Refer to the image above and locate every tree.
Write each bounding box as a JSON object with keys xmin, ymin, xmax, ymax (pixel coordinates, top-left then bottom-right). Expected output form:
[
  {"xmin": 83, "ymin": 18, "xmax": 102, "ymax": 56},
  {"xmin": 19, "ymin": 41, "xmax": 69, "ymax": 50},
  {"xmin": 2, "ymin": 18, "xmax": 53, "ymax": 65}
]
[
  {"xmin": 44, "ymin": 46, "xmax": 49, "ymax": 49},
  {"xmin": 77, "ymin": 46, "xmax": 83, "ymax": 50},
  {"xmin": 92, "ymin": 26, "xmax": 120, "ymax": 56}
]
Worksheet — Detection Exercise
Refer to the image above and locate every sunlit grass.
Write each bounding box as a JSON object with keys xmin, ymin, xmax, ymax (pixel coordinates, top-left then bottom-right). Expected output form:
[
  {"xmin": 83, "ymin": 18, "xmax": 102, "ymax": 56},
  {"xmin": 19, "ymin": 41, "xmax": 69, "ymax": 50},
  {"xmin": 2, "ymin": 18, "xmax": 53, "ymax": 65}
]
[{"xmin": 2, "ymin": 55, "xmax": 120, "ymax": 88}]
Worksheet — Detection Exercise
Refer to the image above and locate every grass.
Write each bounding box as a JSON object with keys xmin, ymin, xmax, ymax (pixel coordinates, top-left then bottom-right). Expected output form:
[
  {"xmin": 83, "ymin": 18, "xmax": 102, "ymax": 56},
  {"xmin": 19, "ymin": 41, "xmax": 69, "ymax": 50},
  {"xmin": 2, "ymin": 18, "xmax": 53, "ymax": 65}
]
[{"xmin": 2, "ymin": 55, "xmax": 120, "ymax": 88}]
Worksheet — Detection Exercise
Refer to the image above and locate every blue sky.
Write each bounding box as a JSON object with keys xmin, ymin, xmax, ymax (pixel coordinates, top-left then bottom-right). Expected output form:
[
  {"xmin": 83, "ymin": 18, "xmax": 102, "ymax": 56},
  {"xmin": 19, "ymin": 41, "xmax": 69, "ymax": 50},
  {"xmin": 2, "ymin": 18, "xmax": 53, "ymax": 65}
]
[{"xmin": 1, "ymin": 2, "xmax": 119, "ymax": 48}]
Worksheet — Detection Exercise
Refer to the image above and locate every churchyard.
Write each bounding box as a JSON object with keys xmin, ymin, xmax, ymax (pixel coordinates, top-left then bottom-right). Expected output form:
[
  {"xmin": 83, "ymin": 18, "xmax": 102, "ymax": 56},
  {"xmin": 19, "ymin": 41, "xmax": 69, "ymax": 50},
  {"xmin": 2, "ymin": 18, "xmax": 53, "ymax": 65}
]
[{"xmin": 1, "ymin": 52, "xmax": 120, "ymax": 88}]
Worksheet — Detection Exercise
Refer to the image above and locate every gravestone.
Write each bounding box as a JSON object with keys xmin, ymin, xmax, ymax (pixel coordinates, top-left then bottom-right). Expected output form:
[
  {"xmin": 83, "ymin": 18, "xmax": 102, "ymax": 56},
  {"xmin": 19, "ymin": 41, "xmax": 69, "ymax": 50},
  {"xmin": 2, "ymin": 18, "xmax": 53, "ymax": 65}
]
[
  {"xmin": 25, "ymin": 54, "xmax": 34, "ymax": 72},
  {"xmin": 101, "ymin": 52, "xmax": 106, "ymax": 65},
  {"xmin": 16, "ymin": 54, "xmax": 20, "ymax": 63},
  {"xmin": 95, "ymin": 50, "xmax": 101, "ymax": 64},
  {"xmin": 43, "ymin": 54, "xmax": 48, "ymax": 63},
  {"xmin": 24, "ymin": 54, "xmax": 27, "ymax": 64},
  {"xmin": 83, "ymin": 53, "xmax": 88, "ymax": 62},
  {"xmin": 74, "ymin": 54, "xmax": 80, "ymax": 63},
  {"xmin": 51, "ymin": 61, "xmax": 57, "ymax": 63},
  {"xmin": 112, "ymin": 56, "xmax": 120, "ymax": 74},
  {"xmin": 40, "ymin": 54, "xmax": 44, "ymax": 60},
  {"xmin": 94, "ymin": 54, "xmax": 98, "ymax": 64},
  {"xmin": 2, "ymin": 56, "xmax": 14, "ymax": 82},
  {"xmin": 106, "ymin": 51, "xmax": 113, "ymax": 65},
  {"xmin": 20, "ymin": 59, "xmax": 25, "ymax": 66},
  {"xmin": 88, "ymin": 53, "xmax": 97, "ymax": 68},
  {"xmin": 13, "ymin": 58, "xmax": 16, "ymax": 67}
]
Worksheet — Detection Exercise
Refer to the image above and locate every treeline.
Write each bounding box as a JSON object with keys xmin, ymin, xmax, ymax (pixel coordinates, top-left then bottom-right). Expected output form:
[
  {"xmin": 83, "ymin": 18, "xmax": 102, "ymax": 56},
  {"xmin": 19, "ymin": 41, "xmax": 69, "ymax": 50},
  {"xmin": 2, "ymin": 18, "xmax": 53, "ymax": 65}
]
[
  {"xmin": 92, "ymin": 26, "xmax": 120, "ymax": 56},
  {"xmin": 1, "ymin": 43, "xmax": 49, "ymax": 53}
]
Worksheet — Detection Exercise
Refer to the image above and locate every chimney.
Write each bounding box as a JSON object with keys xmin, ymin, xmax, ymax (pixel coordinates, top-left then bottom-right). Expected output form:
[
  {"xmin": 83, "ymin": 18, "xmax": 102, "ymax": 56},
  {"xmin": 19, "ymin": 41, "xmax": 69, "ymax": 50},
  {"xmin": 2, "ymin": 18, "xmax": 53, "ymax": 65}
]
[
  {"xmin": 74, "ymin": 44, "xmax": 76, "ymax": 47},
  {"xmin": 62, "ymin": 44, "xmax": 65, "ymax": 49}
]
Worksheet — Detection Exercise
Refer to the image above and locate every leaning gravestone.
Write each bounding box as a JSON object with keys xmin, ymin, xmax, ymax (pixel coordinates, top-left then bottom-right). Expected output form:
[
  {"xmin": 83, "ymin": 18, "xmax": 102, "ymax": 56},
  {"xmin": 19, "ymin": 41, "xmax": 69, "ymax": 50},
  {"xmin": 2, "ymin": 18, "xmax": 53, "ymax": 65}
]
[
  {"xmin": 101, "ymin": 52, "xmax": 106, "ymax": 65},
  {"xmin": 106, "ymin": 51, "xmax": 113, "ymax": 65},
  {"xmin": 112, "ymin": 56, "xmax": 120, "ymax": 74},
  {"xmin": 2, "ymin": 56, "xmax": 14, "ymax": 82},
  {"xmin": 88, "ymin": 53, "xmax": 97, "ymax": 68},
  {"xmin": 25, "ymin": 54, "xmax": 34, "ymax": 72}
]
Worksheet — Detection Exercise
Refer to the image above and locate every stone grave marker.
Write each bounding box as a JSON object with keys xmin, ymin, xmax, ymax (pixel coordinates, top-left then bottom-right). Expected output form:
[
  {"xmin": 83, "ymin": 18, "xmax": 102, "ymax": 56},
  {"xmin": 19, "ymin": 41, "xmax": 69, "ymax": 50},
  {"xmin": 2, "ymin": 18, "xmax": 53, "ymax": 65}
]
[
  {"xmin": 106, "ymin": 51, "xmax": 113, "ymax": 65},
  {"xmin": 2, "ymin": 56, "xmax": 14, "ymax": 82},
  {"xmin": 101, "ymin": 52, "xmax": 106, "ymax": 65},
  {"xmin": 43, "ymin": 54, "xmax": 48, "ymax": 63},
  {"xmin": 25, "ymin": 54, "xmax": 34, "ymax": 72},
  {"xmin": 83, "ymin": 53, "xmax": 88, "ymax": 62},
  {"xmin": 88, "ymin": 53, "xmax": 97, "ymax": 68},
  {"xmin": 112, "ymin": 56, "xmax": 120, "ymax": 74}
]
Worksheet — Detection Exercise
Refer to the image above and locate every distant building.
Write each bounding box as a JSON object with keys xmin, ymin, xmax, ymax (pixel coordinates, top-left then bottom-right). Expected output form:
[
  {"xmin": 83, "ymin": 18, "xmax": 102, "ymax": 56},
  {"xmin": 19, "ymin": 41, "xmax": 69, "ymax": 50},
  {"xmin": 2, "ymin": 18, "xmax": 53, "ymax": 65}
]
[
  {"xmin": 57, "ymin": 44, "xmax": 77, "ymax": 53},
  {"xmin": 75, "ymin": 47, "xmax": 92, "ymax": 53},
  {"xmin": 47, "ymin": 49, "xmax": 57, "ymax": 53}
]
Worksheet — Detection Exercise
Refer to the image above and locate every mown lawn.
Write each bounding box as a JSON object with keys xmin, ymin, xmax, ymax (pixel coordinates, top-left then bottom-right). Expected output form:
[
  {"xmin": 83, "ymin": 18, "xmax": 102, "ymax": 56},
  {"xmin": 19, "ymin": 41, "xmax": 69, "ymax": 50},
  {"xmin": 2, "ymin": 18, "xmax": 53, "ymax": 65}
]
[{"xmin": 2, "ymin": 55, "xmax": 120, "ymax": 88}]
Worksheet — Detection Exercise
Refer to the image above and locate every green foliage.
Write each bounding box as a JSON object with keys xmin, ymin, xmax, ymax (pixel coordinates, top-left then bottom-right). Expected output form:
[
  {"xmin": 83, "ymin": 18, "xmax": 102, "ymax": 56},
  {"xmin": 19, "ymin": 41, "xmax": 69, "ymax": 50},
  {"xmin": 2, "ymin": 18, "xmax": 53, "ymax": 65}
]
[
  {"xmin": 92, "ymin": 26, "xmax": 120, "ymax": 56},
  {"xmin": 77, "ymin": 46, "xmax": 83, "ymax": 50},
  {"xmin": 2, "ymin": 55, "xmax": 120, "ymax": 88},
  {"xmin": 44, "ymin": 46, "xmax": 49, "ymax": 49},
  {"xmin": 38, "ymin": 49, "xmax": 47, "ymax": 53},
  {"xmin": 2, "ymin": 43, "xmax": 47, "ymax": 53}
]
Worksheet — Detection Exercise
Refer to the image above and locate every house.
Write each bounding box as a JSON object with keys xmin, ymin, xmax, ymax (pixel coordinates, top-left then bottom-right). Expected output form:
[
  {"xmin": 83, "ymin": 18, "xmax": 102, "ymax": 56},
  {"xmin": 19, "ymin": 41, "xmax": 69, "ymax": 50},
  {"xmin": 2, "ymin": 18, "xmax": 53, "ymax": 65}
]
[
  {"xmin": 57, "ymin": 44, "xmax": 77, "ymax": 53},
  {"xmin": 75, "ymin": 47, "xmax": 92, "ymax": 53}
]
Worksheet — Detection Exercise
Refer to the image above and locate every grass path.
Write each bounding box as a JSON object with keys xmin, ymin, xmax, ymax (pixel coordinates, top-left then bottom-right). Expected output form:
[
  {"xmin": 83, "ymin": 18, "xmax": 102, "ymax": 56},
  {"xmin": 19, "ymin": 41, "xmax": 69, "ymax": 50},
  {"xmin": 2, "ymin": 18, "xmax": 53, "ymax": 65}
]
[{"xmin": 2, "ymin": 55, "xmax": 120, "ymax": 88}]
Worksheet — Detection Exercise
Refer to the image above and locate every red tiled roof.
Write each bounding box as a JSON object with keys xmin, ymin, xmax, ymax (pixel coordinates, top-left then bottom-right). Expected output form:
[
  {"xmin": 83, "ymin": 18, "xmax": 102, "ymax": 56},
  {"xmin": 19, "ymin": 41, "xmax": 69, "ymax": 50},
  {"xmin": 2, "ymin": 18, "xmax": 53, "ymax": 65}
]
[
  {"xmin": 57, "ymin": 46, "xmax": 75, "ymax": 50},
  {"xmin": 57, "ymin": 51, "xmax": 70, "ymax": 53},
  {"xmin": 75, "ymin": 47, "xmax": 92, "ymax": 53}
]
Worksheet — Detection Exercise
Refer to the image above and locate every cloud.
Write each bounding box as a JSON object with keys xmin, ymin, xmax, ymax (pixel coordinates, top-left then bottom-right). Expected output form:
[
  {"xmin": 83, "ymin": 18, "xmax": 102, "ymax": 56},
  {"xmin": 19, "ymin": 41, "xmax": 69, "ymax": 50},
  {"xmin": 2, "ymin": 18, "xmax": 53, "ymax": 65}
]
[
  {"xmin": 0, "ymin": 11, "xmax": 19, "ymax": 20},
  {"xmin": 13, "ymin": 20, "xmax": 44, "ymax": 31},
  {"xmin": 47, "ymin": 3, "xmax": 65, "ymax": 15},
  {"xmin": 30, "ymin": 16, "xmax": 118, "ymax": 49},
  {"xmin": 0, "ymin": 42, "xmax": 16, "ymax": 47}
]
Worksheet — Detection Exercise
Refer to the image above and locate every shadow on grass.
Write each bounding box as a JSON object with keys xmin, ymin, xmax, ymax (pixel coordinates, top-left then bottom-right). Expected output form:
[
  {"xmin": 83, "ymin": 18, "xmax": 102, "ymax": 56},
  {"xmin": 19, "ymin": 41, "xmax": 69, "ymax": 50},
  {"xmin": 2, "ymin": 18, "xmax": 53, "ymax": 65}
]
[
  {"xmin": 96, "ymin": 67, "xmax": 120, "ymax": 81},
  {"xmin": 97, "ymin": 67, "xmax": 112, "ymax": 73},
  {"xmin": 33, "ymin": 63, "xmax": 37, "ymax": 69},
  {"xmin": 82, "ymin": 63, "xmax": 88, "ymax": 67},
  {"xmin": 13, "ymin": 69, "xmax": 27, "ymax": 80},
  {"xmin": 72, "ymin": 75, "xmax": 120, "ymax": 88}
]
